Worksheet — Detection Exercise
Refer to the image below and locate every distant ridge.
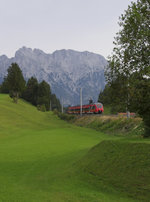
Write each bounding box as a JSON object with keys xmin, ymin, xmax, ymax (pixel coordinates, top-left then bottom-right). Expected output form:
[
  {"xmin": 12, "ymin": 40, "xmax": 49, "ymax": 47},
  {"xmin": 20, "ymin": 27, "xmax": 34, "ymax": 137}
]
[{"xmin": 0, "ymin": 47, "xmax": 107, "ymax": 105}]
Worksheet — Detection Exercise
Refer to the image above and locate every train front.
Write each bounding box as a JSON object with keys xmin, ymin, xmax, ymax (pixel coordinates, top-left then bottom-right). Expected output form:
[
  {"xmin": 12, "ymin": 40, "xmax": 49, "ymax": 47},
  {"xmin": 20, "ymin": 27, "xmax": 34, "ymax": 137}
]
[{"xmin": 95, "ymin": 103, "xmax": 104, "ymax": 114}]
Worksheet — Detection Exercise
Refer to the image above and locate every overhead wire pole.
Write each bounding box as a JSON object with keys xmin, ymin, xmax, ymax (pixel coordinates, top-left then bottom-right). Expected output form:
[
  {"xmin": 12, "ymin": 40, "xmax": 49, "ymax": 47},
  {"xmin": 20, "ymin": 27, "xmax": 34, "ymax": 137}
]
[
  {"xmin": 80, "ymin": 88, "xmax": 82, "ymax": 116},
  {"xmin": 126, "ymin": 78, "xmax": 130, "ymax": 119}
]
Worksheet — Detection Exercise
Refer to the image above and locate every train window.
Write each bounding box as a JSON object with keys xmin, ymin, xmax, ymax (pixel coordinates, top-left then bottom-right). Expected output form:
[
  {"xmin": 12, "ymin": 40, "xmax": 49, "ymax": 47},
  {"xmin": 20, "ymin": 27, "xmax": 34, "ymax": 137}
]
[{"xmin": 96, "ymin": 103, "xmax": 103, "ymax": 108}]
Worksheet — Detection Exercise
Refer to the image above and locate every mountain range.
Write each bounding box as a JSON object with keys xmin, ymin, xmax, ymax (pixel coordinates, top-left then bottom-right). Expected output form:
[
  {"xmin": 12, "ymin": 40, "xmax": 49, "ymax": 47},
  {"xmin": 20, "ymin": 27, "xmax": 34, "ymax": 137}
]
[{"xmin": 0, "ymin": 47, "xmax": 107, "ymax": 105}]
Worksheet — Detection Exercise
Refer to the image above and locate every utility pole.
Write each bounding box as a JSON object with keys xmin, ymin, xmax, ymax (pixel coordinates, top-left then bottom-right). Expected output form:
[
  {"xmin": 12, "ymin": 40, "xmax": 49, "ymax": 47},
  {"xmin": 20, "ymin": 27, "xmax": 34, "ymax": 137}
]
[
  {"xmin": 80, "ymin": 88, "xmax": 82, "ymax": 116},
  {"xmin": 126, "ymin": 82, "xmax": 130, "ymax": 119}
]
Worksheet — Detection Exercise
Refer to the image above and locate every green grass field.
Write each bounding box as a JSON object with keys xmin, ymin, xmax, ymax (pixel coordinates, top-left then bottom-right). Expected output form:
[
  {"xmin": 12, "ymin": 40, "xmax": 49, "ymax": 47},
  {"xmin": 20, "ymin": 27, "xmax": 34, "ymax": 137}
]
[{"xmin": 0, "ymin": 94, "xmax": 150, "ymax": 202}]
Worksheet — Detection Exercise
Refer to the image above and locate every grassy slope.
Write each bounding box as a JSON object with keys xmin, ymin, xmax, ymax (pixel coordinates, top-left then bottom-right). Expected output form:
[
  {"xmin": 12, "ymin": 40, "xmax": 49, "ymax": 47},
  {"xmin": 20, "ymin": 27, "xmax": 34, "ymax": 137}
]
[
  {"xmin": 74, "ymin": 115, "xmax": 143, "ymax": 137},
  {"xmin": 78, "ymin": 141, "xmax": 150, "ymax": 201},
  {"xmin": 0, "ymin": 94, "xmax": 149, "ymax": 202}
]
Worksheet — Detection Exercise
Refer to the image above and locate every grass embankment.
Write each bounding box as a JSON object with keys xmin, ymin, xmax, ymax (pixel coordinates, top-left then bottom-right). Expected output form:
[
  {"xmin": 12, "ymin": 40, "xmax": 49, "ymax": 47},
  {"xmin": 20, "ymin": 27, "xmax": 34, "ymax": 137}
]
[
  {"xmin": 73, "ymin": 115, "xmax": 143, "ymax": 137},
  {"xmin": 0, "ymin": 94, "xmax": 150, "ymax": 202},
  {"xmin": 78, "ymin": 140, "xmax": 150, "ymax": 201}
]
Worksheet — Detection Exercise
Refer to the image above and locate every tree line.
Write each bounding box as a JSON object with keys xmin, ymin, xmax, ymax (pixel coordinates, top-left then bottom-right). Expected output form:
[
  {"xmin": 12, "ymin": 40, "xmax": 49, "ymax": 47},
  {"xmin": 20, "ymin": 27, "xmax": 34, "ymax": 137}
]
[
  {"xmin": 0, "ymin": 63, "xmax": 61, "ymax": 111},
  {"xmin": 98, "ymin": 0, "xmax": 150, "ymax": 137}
]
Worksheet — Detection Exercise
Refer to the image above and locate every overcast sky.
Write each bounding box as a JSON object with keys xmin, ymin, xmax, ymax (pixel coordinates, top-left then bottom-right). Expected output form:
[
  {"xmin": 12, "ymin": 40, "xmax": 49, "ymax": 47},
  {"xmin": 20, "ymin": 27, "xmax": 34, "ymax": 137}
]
[{"xmin": 0, "ymin": 0, "xmax": 135, "ymax": 59}]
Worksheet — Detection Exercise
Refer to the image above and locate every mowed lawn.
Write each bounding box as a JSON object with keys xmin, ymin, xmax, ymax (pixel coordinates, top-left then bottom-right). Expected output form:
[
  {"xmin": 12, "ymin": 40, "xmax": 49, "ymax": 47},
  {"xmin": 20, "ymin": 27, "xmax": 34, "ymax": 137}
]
[{"xmin": 0, "ymin": 94, "xmax": 147, "ymax": 202}]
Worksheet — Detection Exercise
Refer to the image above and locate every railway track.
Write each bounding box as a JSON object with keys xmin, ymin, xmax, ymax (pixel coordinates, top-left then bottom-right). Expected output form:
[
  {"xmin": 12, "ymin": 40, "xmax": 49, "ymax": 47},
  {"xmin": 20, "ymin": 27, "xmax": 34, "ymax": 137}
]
[{"xmin": 70, "ymin": 113, "xmax": 136, "ymax": 118}]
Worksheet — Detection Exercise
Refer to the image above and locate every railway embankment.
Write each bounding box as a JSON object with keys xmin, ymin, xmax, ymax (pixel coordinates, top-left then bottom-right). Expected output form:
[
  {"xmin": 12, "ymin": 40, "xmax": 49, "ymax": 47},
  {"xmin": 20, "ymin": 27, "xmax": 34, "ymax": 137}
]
[
  {"xmin": 73, "ymin": 115, "xmax": 143, "ymax": 136},
  {"xmin": 56, "ymin": 111, "xmax": 143, "ymax": 136}
]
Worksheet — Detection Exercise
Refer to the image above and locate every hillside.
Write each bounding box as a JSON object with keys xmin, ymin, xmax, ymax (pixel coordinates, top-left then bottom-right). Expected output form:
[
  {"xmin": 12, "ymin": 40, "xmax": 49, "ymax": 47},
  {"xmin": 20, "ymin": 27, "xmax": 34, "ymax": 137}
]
[
  {"xmin": 78, "ymin": 140, "xmax": 150, "ymax": 201},
  {"xmin": 0, "ymin": 94, "xmax": 150, "ymax": 202},
  {"xmin": 0, "ymin": 47, "xmax": 107, "ymax": 105}
]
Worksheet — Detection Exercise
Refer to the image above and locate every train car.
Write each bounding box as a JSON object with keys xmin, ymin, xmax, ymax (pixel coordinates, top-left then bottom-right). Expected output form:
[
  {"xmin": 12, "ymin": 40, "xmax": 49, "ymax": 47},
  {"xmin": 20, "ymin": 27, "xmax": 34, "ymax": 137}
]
[{"xmin": 67, "ymin": 102, "xmax": 104, "ymax": 114}]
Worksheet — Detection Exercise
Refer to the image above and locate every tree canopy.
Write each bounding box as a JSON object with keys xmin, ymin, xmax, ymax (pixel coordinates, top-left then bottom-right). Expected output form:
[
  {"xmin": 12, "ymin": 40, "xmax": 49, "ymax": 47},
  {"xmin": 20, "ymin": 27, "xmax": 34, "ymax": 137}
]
[
  {"xmin": 22, "ymin": 78, "xmax": 61, "ymax": 112},
  {"xmin": 4, "ymin": 63, "xmax": 26, "ymax": 103},
  {"xmin": 103, "ymin": 0, "xmax": 150, "ymax": 136},
  {"xmin": 22, "ymin": 77, "xmax": 38, "ymax": 105},
  {"xmin": 37, "ymin": 80, "xmax": 51, "ymax": 111}
]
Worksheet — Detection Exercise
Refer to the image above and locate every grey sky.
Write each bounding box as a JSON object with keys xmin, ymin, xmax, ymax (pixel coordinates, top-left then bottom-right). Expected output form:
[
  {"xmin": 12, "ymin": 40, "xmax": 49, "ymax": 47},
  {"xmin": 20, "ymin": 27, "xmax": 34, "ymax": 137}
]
[{"xmin": 0, "ymin": 0, "xmax": 135, "ymax": 58}]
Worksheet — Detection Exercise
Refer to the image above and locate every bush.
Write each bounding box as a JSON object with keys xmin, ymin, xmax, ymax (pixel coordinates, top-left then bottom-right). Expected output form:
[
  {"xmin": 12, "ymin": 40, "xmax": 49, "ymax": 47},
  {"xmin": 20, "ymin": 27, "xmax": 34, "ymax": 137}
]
[
  {"xmin": 37, "ymin": 104, "xmax": 46, "ymax": 112},
  {"xmin": 56, "ymin": 112, "xmax": 76, "ymax": 121},
  {"xmin": 53, "ymin": 109, "xmax": 59, "ymax": 115}
]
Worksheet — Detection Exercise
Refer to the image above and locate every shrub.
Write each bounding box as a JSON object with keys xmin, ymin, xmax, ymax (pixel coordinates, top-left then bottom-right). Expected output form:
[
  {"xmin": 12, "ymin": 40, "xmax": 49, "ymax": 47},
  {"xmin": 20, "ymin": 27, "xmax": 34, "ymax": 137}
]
[
  {"xmin": 57, "ymin": 112, "xmax": 76, "ymax": 121},
  {"xmin": 37, "ymin": 104, "xmax": 46, "ymax": 112}
]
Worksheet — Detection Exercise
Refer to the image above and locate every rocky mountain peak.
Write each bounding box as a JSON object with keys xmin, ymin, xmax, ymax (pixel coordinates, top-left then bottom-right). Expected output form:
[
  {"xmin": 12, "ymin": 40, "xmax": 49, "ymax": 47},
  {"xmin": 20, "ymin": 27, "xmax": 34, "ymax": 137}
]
[{"xmin": 0, "ymin": 47, "xmax": 107, "ymax": 105}]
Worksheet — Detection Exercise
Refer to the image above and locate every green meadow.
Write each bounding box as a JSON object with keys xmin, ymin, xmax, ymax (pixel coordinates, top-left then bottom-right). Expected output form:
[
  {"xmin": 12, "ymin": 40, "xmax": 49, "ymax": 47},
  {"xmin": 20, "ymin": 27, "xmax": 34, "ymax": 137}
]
[{"xmin": 0, "ymin": 94, "xmax": 150, "ymax": 202}]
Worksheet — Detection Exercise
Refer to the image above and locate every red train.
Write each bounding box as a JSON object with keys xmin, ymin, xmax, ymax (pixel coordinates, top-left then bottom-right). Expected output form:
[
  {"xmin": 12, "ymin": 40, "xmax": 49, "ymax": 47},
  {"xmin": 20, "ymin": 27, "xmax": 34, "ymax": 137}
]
[{"xmin": 67, "ymin": 102, "xmax": 104, "ymax": 114}]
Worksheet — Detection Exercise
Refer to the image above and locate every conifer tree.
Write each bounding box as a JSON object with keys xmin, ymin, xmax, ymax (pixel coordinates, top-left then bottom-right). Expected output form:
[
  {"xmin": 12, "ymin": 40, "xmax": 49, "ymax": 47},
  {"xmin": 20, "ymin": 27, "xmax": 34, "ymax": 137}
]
[
  {"xmin": 6, "ymin": 63, "xmax": 26, "ymax": 103},
  {"xmin": 23, "ymin": 77, "xmax": 38, "ymax": 105},
  {"xmin": 37, "ymin": 80, "xmax": 51, "ymax": 111}
]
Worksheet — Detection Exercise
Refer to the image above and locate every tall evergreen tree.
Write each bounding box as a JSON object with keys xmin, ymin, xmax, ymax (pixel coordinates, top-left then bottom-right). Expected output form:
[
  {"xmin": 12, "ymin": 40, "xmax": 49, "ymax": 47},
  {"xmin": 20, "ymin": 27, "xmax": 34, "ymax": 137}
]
[
  {"xmin": 50, "ymin": 94, "xmax": 61, "ymax": 111},
  {"xmin": 5, "ymin": 63, "xmax": 26, "ymax": 103},
  {"xmin": 22, "ymin": 77, "xmax": 38, "ymax": 105},
  {"xmin": 37, "ymin": 80, "xmax": 51, "ymax": 111}
]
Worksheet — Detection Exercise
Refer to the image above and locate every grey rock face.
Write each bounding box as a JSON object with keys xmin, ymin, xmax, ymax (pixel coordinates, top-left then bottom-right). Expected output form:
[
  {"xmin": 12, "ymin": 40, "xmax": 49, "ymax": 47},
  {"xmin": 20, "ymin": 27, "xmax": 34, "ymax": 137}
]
[{"xmin": 0, "ymin": 47, "xmax": 107, "ymax": 105}]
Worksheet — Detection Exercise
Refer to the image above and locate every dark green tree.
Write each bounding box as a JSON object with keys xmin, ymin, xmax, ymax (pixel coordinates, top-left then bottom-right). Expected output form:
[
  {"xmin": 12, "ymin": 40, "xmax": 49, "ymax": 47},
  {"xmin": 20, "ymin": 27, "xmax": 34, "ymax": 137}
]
[
  {"xmin": 98, "ymin": 85, "xmax": 111, "ymax": 105},
  {"xmin": 105, "ymin": 0, "xmax": 150, "ymax": 136},
  {"xmin": 131, "ymin": 75, "xmax": 150, "ymax": 137},
  {"xmin": 50, "ymin": 94, "xmax": 61, "ymax": 112},
  {"xmin": 99, "ymin": 76, "xmax": 133, "ymax": 113},
  {"xmin": 22, "ymin": 77, "xmax": 38, "ymax": 105},
  {"xmin": 5, "ymin": 63, "xmax": 26, "ymax": 103},
  {"xmin": 22, "ymin": 78, "xmax": 61, "ymax": 112},
  {"xmin": 37, "ymin": 80, "xmax": 51, "ymax": 111}
]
